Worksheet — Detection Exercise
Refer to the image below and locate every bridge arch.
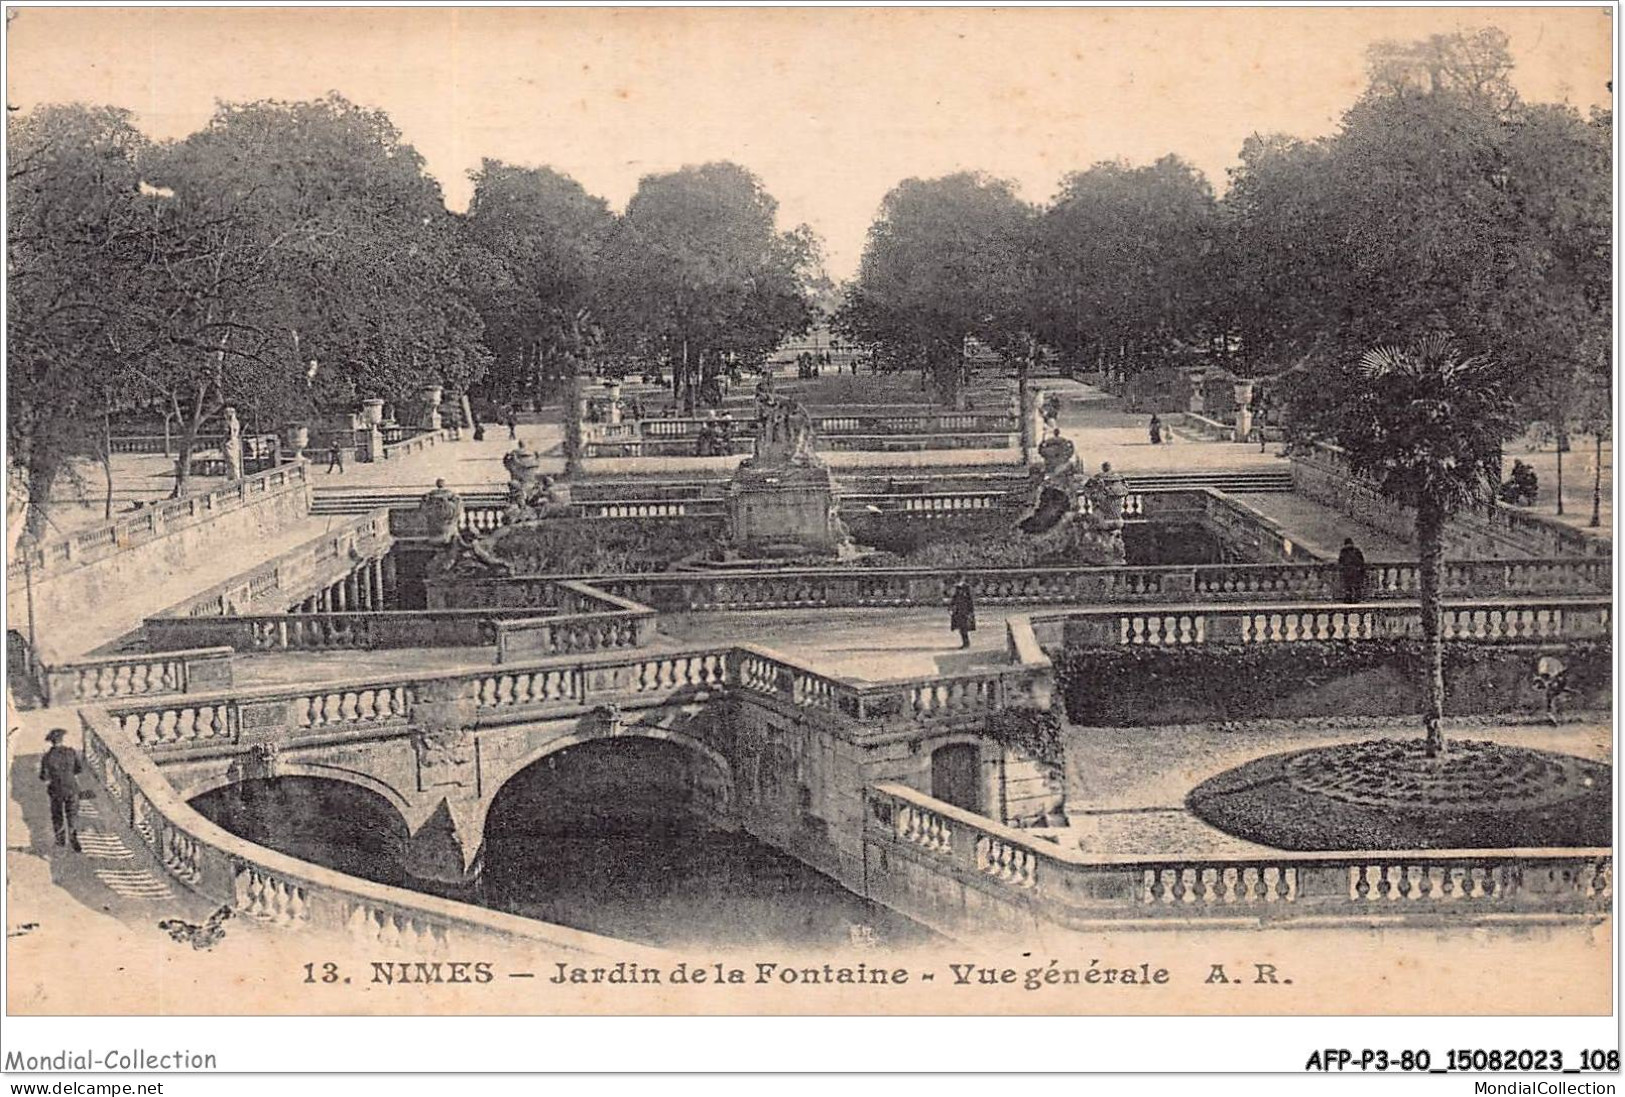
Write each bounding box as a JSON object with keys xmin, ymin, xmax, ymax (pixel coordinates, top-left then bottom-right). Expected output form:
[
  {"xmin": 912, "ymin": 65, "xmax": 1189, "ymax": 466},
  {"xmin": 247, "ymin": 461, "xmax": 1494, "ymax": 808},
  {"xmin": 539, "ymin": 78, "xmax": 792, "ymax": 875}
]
[
  {"xmin": 173, "ymin": 761, "xmax": 415, "ymax": 820},
  {"xmin": 473, "ymin": 723, "xmax": 737, "ymax": 848}
]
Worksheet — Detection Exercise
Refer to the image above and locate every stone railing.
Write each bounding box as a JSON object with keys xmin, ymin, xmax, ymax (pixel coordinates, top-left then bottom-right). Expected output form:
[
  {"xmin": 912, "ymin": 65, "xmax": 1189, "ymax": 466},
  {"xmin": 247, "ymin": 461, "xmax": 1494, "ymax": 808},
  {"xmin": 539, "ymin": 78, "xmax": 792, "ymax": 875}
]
[
  {"xmin": 1172, "ymin": 413, "xmax": 1237, "ymax": 442},
  {"xmin": 379, "ymin": 427, "xmax": 455, "ymax": 461},
  {"xmin": 109, "ymin": 433, "xmax": 229, "ymax": 455},
  {"xmin": 78, "ymin": 710, "xmax": 665, "ymax": 958},
  {"xmin": 104, "ymin": 647, "xmax": 740, "ymax": 756},
  {"xmin": 146, "ymin": 511, "xmax": 392, "ymax": 621},
  {"xmin": 1042, "ymin": 597, "xmax": 1612, "ymax": 648},
  {"xmin": 146, "ymin": 609, "xmax": 508, "ymax": 653},
  {"xmin": 568, "ymin": 558, "xmax": 1607, "ymax": 615},
  {"xmin": 730, "ymin": 644, "xmax": 1048, "ymax": 726},
  {"xmin": 866, "ymin": 783, "xmax": 1612, "ymax": 931},
  {"xmin": 1293, "ymin": 441, "xmax": 1610, "ymax": 559},
  {"xmin": 42, "ymin": 647, "xmax": 234, "ymax": 707},
  {"xmin": 494, "ymin": 581, "xmax": 658, "ymax": 662},
  {"xmin": 148, "ymin": 577, "xmax": 658, "ymax": 659},
  {"xmin": 9, "ymin": 463, "xmax": 311, "ymax": 582}
]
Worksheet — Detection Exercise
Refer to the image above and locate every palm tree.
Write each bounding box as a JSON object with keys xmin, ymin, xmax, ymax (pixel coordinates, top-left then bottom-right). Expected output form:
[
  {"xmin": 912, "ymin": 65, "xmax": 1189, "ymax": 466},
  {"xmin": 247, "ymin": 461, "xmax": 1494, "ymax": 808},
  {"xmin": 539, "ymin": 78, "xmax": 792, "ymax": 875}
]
[{"xmin": 1336, "ymin": 335, "xmax": 1518, "ymax": 757}]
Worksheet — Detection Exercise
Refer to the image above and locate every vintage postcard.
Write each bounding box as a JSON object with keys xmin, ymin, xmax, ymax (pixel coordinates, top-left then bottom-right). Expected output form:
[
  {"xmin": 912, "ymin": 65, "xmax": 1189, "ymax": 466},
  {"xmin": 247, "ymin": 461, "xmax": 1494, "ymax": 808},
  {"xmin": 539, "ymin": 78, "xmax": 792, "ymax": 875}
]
[{"xmin": 2, "ymin": 3, "xmax": 1615, "ymax": 1047}]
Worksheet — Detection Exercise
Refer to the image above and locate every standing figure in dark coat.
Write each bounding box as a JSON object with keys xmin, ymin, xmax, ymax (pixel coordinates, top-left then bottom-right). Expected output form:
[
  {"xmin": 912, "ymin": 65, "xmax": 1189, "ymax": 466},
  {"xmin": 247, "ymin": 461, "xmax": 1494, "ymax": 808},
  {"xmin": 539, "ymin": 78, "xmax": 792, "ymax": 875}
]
[
  {"xmin": 949, "ymin": 576, "xmax": 977, "ymax": 649},
  {"xmin": 1337, "ymin": 538, "xmax": 1367, "ymax": 602},
  {"xmin": 1148, "ymin": 414, "xmax": 1163, "ymax": 445},
  {"xmin": 39, "ymin": 727, "xmax": 82, "ymax": 851}
]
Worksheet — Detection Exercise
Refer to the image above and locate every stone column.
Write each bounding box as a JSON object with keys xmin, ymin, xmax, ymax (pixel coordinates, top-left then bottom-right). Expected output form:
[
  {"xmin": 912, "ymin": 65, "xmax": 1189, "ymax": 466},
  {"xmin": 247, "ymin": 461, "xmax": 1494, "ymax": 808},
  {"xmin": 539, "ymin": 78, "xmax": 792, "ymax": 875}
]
[
  {"xmin": 603, "ymin": 380, "xmax": 623, "ymax": 425},
  {"xmin": 1187, "ymin": 370, "xmax": 1207, "ymax": 415},
  {"xmin": 371, "ymin": 560, "xmax": 386, "ymax": 609},
  {"xmin": 382, "ymin": 556, "xmax": 398, "ymax": 605}
]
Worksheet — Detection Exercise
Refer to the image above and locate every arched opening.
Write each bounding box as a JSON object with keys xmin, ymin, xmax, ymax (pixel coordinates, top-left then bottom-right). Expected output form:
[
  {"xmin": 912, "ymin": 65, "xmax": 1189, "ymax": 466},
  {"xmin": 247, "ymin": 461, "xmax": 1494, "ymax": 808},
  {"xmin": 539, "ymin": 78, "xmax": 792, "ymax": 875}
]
[
  {"xmin": 190, "ymin": 777, "xmax": 409, "ymax": 887},
  {"xmin": 930, "ymin": 742, "xmax": 983, "ymax": 814},
  {"xmin": 479, "ymin": 735, "xmax": 930, "ymax": 949}
]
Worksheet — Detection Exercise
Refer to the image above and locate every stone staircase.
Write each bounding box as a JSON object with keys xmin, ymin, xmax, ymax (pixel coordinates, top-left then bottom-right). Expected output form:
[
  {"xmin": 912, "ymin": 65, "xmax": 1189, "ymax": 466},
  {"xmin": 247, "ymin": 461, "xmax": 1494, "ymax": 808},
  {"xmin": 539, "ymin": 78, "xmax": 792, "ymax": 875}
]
[{"xmin": 1126, "ymin": 469, "xmax": 1295, "ymax": 494}]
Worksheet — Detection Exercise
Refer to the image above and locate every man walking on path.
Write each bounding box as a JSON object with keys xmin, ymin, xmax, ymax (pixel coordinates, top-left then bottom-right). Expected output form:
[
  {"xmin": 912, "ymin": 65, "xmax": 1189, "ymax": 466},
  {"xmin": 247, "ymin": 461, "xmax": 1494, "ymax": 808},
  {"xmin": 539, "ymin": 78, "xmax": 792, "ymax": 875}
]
[
  {"xmin": 325, "ymin": 435, "xmax": 346, "ymax": 474},
  {"xmin": 949, "ymin": 576, "xmax": 977, "ymax": 649},
  {"xmin": 1338, "ymin": 538, "xmax": 1367, "ymax": 602},
  {"xmin": 506, "ymin": 407, "xmax": 518, "ymax": 441},
  {"xmin": 39, "ymin": 727, "xmax": 83, "ymax": 851}
]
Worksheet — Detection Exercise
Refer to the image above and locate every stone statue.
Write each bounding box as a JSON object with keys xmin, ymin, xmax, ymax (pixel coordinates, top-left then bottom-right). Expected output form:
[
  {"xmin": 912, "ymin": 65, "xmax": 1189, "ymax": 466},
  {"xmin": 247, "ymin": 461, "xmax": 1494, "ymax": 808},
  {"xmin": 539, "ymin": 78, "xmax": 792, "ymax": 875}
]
[
  {"xmin": 749, "ymin": 393, "xmax": 819, "ymax": 468},
  {"xmin": 223, "ymin": 406, "xmax": 244, "ymax": 480},
  {"xmin": 502, "ymin": 441, "xmax": 547, "ymax": 513}
]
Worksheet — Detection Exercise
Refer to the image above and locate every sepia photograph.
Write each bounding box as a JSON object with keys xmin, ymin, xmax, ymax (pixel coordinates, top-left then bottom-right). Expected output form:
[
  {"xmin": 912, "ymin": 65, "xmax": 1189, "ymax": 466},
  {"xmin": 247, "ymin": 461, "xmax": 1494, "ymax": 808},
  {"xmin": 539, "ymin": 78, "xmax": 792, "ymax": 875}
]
[{"xmin": 0, "ymin": 1, "xmax": 1616, "ymax": 1075}]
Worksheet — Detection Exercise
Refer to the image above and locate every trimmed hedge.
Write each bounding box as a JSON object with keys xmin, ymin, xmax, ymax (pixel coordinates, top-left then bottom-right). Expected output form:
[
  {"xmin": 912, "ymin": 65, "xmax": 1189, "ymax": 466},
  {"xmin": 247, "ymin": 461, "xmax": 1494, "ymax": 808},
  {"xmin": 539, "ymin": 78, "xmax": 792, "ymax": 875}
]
[{"xmin": 1056, "ymin": 639, "xmax": 1612, "ymax": 726}]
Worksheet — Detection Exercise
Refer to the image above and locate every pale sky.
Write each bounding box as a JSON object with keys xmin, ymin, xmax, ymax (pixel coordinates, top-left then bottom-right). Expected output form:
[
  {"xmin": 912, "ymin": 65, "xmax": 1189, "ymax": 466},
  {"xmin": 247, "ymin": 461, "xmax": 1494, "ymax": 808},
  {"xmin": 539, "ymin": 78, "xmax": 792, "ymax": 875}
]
[{"xmin": 6, "ymin": 6, "xmax": 1613, "ymax": 278}]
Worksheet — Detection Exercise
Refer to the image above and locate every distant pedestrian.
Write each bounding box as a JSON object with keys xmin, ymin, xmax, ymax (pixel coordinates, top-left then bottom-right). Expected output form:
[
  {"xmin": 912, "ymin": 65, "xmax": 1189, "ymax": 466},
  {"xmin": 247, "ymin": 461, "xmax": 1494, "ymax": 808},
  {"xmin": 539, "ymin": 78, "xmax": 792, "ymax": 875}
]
[
  {"xmin": 506, "ymin": 407, "xmax": 518, "ymax": 441},
  {"xmin": 325, "ymin": 436, "xmax": 346, "ymax": 474},
  {"xmin": 1149, "ymin": 414, "xmax": 1163, "ymax": 445},
  {"xmin": 1337, "ymin": 538, "xmax": 1367, "ymax": 602},
  {"xmin": 39, "ymin": 728, "xmax": 82, "ymax": 852},
  {"xmin": 949, "ymin": 576, "xmax": 977, "ymax": 649}
]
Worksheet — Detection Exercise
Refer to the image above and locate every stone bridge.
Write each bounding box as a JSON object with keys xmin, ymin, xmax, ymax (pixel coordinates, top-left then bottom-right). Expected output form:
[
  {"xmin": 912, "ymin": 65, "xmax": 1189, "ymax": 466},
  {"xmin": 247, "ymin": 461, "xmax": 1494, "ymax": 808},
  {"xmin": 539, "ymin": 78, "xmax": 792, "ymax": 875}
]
[{"xmin": 88, "ymin": 639, "xmax": 1059, "ymax": 906}]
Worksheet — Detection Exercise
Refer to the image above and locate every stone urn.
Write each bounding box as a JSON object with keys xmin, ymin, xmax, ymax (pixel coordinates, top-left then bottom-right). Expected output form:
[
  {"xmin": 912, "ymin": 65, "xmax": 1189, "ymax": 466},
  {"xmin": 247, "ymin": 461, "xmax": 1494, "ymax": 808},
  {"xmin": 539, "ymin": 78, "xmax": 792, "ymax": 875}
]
[
  {"xmin": 421, "ymin": 385, "xmax": 444, "ymax": 431},
  {"xmin": 361, "ymin": 398, "xmax": 386, "ymax": 427}
]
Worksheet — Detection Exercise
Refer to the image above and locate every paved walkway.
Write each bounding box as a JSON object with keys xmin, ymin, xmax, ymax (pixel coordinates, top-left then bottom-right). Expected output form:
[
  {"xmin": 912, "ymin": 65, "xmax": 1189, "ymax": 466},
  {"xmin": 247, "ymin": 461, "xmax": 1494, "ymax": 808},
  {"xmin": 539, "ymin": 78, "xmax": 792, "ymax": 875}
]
[
  {"xmin": 1048, "ymin": 380, "xmax": 1284, "ymax": 476},
  {"xmin": 228, "ymin": 606, "xmax": 1024, "ymax": 691}
]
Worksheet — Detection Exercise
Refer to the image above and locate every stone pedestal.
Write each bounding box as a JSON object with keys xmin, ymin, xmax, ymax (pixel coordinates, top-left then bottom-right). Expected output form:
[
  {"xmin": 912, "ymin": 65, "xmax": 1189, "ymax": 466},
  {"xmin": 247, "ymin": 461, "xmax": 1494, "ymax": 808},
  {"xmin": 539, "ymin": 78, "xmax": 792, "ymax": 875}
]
[
  {"xmin": 602, "ymin": 380, "xmax": 623, "ymax": 425},
  {"xmin": 727, "ymin": 464, "xmax": 843, "ymax": 556},
  {"xmin": 1234, "ymin": 380, "xmax": 1256, "ymax": 441},
  {"xmin": 421, "ymin": 385, "xmax": 444, "ymax": 431},
  {"xmin": 1187, "ymin": 369, "xmax": 1207, "ymax": 414}
]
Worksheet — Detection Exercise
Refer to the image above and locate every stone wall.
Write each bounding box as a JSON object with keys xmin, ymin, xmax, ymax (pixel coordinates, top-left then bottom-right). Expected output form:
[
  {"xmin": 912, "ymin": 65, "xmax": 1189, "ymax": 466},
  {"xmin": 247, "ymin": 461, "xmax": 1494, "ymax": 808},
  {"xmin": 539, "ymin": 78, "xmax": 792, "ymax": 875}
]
[
  {"xmin": 1291, "ymin": 443, "xmax": 1609, "ymax": 559},
  {"xmin": 13, "ymin": 467, "xmax": 314, "ymax": 662}
]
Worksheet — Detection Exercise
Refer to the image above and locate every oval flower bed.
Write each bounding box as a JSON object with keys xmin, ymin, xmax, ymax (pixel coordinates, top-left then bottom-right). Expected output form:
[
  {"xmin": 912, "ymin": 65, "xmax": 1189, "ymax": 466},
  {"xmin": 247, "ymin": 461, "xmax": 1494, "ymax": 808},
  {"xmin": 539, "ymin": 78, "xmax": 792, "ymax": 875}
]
[{"xmin": 1186, "ymin": 739, "xmax": 1611, "ymax": 851}]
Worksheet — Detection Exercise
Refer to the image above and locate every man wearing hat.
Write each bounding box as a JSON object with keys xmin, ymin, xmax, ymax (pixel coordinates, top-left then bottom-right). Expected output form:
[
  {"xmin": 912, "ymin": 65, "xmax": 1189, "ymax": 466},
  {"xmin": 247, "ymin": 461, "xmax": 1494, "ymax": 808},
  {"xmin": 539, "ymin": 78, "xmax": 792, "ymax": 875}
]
[{"xmin": 39, "ymin": 728, "xmax": 83, "ymax": 851}]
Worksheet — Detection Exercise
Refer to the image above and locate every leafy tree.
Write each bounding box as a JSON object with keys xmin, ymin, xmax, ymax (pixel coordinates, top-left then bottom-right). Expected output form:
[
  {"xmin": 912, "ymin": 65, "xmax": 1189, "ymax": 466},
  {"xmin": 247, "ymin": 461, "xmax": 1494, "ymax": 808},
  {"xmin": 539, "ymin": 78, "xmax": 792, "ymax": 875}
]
[
  {"xmin": 836, "ymin": 172, "xmax": 1034, "ymax": 404},
  {"xmin": 141, "ymin": 94, "xmax": 489, "ymax": 494},
  {"xmin": 7, "ymin": 104, "xmax": 154, "ymax": 542},
  {"xmin": 1292, "ymin": 335, "xmax": 1518, "ymax": 757},
  {"xmin": 599, "ymin": 162, "xmax": 814, "ymax": 411},
  {"xmin": 1035, "ymin": 156, "xmax": 1220, "ymax": 377},
  {"xmin": 460, "ymin": 160, "xmax": 613, "ymax": 408}
]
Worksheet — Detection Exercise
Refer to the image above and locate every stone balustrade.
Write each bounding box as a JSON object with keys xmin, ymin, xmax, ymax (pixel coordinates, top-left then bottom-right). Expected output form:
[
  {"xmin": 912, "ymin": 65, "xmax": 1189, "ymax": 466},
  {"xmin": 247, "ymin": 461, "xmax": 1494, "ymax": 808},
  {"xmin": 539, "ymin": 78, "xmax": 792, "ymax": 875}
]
[
  {"xmin": 566, "ymin": 558, "xmax": 1608, "ymax": 615},
  {"xmin": 379, "ymin": 427, "xmax": 454, "ymax": 461},
  {"xmin": 9, "ymin": 463, "xmax": 311, "ymax": 582},
  {"xmin": 149, "ymin": 609, "xmax": 505, "ymax": 652},
  {"xmin": 78, "ymin": 710, "xmax": 666, "ymax": 957},
  {"xmin": 494, "ymin": 581, "xmax": 658, "ymax": 662},
  {"xmin": 42, "ymin": 647, "xmax": 234, "ymax": 707},
  {"xmin": 109, "ymin": 433, "xmax": 229, "ymax": 455},
  {"xmin": 1043, "ymin": 596, "xmax": 1611, "ymax": 648},
  {"xmin": 866, "ymin": 783, "xmax": 1612, "ymax": 930},
  {"xmin": 1173, "ymin": 413, "xmax": 1237, "ymax": 442}
]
